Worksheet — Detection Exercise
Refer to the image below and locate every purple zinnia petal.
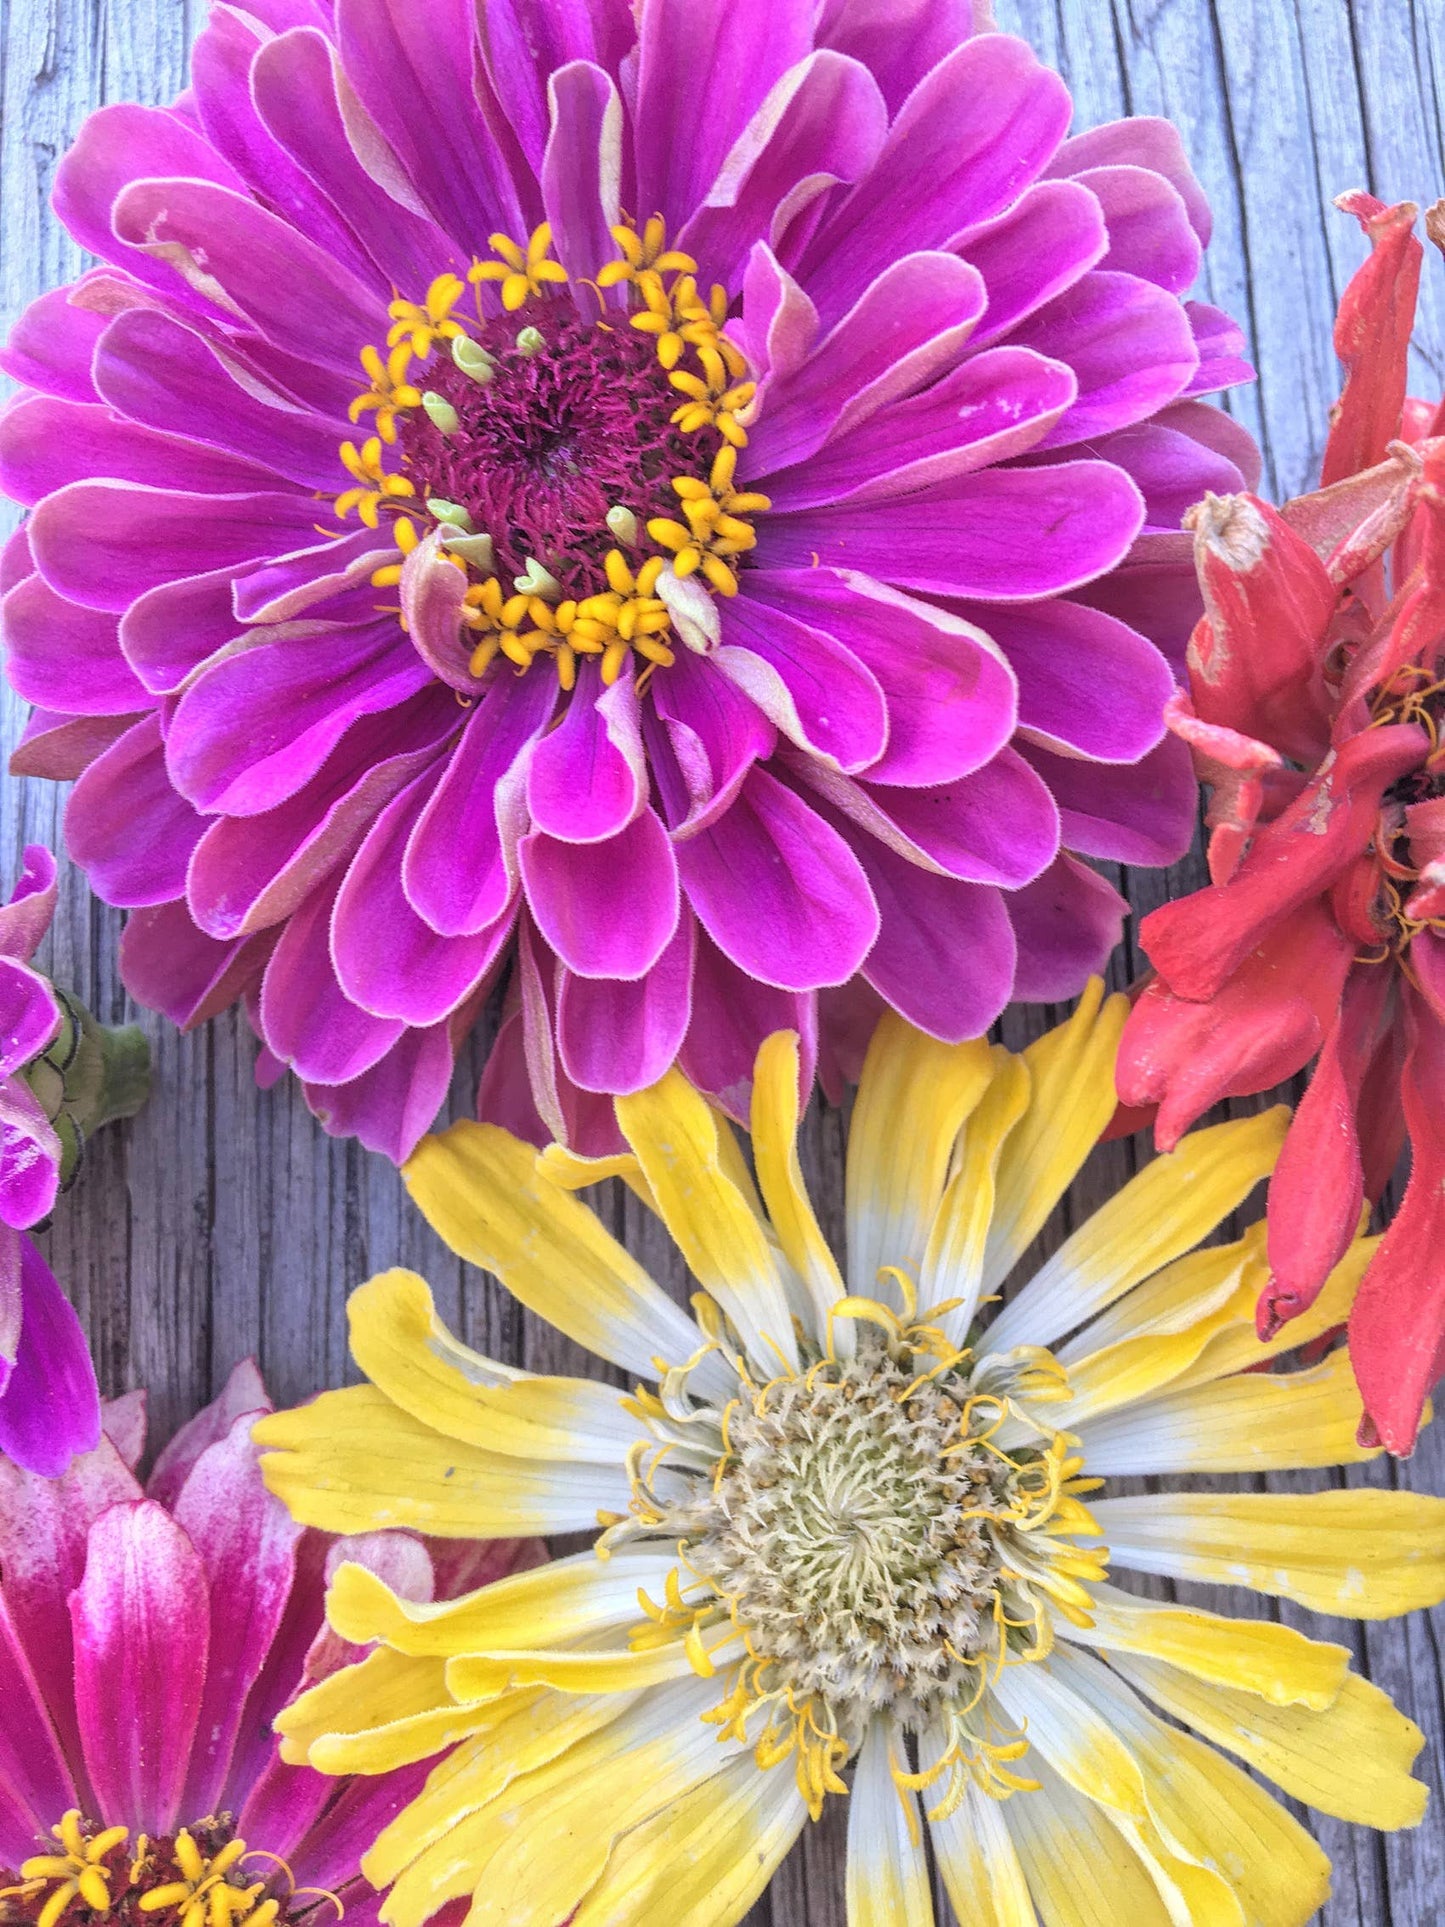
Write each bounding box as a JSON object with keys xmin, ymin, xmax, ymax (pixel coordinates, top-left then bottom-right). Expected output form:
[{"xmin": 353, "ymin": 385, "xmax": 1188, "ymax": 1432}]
[{"xmin": 2, "ymin": 0, "xmax": 1254, "ymax": 1152}]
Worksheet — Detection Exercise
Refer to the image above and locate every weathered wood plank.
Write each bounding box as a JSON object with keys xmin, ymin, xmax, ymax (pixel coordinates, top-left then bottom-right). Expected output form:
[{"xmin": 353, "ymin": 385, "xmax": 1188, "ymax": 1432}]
[{"xmin": 2, "ymin": 1, "xmax": 1443, "ymax": 1920}]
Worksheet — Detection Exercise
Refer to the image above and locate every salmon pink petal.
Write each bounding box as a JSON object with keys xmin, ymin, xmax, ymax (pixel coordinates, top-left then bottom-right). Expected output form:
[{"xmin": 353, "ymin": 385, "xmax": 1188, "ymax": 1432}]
[
  {"xmin": 71, "ymin": 1501, "xmax": 208, "ymax": 1835},
  {"xmin": 520, "ymin": 809, "xmax": 679, "ymax": 981}
]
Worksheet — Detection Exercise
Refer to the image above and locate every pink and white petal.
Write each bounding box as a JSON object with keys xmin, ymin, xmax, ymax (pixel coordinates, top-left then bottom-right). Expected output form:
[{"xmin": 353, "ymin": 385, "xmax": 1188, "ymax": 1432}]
[
  {"xmin": 148, "ymin": 1358, "xmax": 272, "ymax": 1508},
  {"xmin": 67, "ymin": 714, "xmax": 205, "ymax": 907},
  {"xmin": 174, "ymin": 1413, "xmax": 304, "ymax": 1821},
  {"xmin": 556, "ymin": 913, "xmax": 695, "ymax": 1095},
  {"xmin": 511, "ymin": 915, "xmax": 629, "ymax": 1154},
  {"xmin": 71, "ymin": 1500, "xmax": 209, "ymax": 1835},
  {"xmin": 0, "ymin": 1594, "xmax": 78, "ymax": 1863},
  {"xmin": 520, "ymin": 810, "xmax": 680, "ymax": 981},
  {"xmin": 675, "ymin": 767, "xmax": 878, "ymax": 991},
  {"xmin": 1008, "ymin": 852, "xmax": 1127, "ymax": 1001}
]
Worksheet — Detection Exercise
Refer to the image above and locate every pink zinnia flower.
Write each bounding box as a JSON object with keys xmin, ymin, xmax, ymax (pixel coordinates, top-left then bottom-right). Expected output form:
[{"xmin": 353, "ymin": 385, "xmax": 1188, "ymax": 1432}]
[
  {"xmin": 0, "ymin": 1361, "xmax": 541, "ymax": 1926},
  {"xmin": 1, "ymin": 0, "xmax": 1252, "ymax": 1160},
  {"xmin": 0, "ymin": 846, "xmax": 146, "ymax": 1476},
  {"xmin": 1117, "ymin": 193, "xmax": 1445, "ymax": 1455}
]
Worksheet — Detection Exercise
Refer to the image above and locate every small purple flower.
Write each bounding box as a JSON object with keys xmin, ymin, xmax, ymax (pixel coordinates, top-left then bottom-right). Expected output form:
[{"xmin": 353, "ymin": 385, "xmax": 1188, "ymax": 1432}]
[
  {"xmin": 0, "ymin": 0, "xmax": 1256, "ymax": 1159},
  {"xmin": 0, "ymin": 1361, "xmax": 542, "ymax": 1921},
  {"xmin": 0, "ymin": 847, "xmax": 148, "ymax": 1475}
]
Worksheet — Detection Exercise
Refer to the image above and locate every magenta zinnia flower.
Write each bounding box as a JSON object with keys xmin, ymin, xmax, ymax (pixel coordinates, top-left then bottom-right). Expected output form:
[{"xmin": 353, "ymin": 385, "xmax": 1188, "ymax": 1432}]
[
  {"xmin": 0, "ymin": 0, "xmax": 1253, "ymax": 1159},
  {"xmin": 0, "ymin": 1362, "xmax": 540, "ymax": 1927},
  {"xmin": 0, "ymin": 845, "xmax": 146, "ymax": 1476}
]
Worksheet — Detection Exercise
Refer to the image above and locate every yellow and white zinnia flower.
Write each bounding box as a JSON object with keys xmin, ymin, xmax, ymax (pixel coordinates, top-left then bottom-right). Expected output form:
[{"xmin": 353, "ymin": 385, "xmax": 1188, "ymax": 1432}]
[{"xmin": 255, "ymin": 982, "xmax": 1445, "ymax": 1927}]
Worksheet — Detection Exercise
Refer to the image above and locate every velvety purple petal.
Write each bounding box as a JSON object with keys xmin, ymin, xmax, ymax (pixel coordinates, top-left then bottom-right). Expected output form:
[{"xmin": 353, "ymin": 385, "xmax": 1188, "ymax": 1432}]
[
  {"xmin": 1080, "ymin": 420, "xmax": 1247, "ymax": 534},
  {"xmin": 0, "ymin": 393, "xmax": 283, "ymax": 506},
  {"xmin": 187, "ymin": 693, "xmax": 457, "ymax": 941},
  {"xmin": 955, "ymin": 179, "xmax": 1108, "ymax": 349},
  {"xmin": 0, "ymin": 1592, "xmax": 76, "ymax": 1861},
  {"xmin": 1007, "ymin": 851, "xmax": 1127, "ymax": 1000},
  {"xmin": 0, "ymin": 845, "xmax": 58, "ymax": 964},
  {"xmin": 0, "ymin": 1076, "xmax": 60, "ymax": 1233},
  {"xmin": 479, "ymin": 0, "xmax": 633, "ymax": 172},
  {"xmin": 511, "ymin": 915, "xmax": 627, "ymax": 1154},
  {"xmin": 1073, "ymin": 163, "xmax": 1202, "ymax": 295},
  {"xmin": 679, "ymin": 924, "xmax": 817, "ymax": 1126},
  {"xmin": 71, "ymin": 1500, "xmax": 207, "ymax": 1834},
  {"xmin": 1022, "ymin": 734, "xmax": 1195, "ymax": 867},
  {"xmin": 1183, "ymin": 298, "xmax": 1254, "ymax": 395},
  {"xmin": 633, "ymin": 0, "xmax": 813, "ymax": 237},
  {"xmin": 1048, "ymin": 116, "xmax": 1212, "ymax": 246},
  {"xmin": 190, "ymin": 8, "xmax": 383, "ymax": 292},
  {"xmin": 336, "ymin": 0, "xmax": 528, "ymax": 251},
  {"xmin": 855, "ymin": 748, "xmax": 1059, "ymax": 888},
  {"xmin": 960, "ymin": 597, "xmax": 1171, "ymax": 763},
  {"xmin": 757, "ymin": 460, "xmax": 1145, "ymax": 599},
  {"xmin": 647, "ymin": 650, "xmax": 776, "ymax": 835},
  {"xmin": 398, "ymin": 527, "xmax": 475, "ymax": 693},
  {"xmin": 28, "ymin": 483, "xmax": 325, "ymax": 615},
  {"xmin": 796, "ymin": 34, "xmax": 1072, "ymax": 322},
  {"xmin": 3, "ymin": 572, "xmax": 149, "ymax": 715},
  {"xmin": 174, "ymin": 1412, "xmax": 303, "ymax": 1820},
  {"xmin": 120, "ymin": 904, "xmax": 274, "ymax": 1033},
  {"xmin": 527, "ymin": 665, "xmax": 645, "ymax": 842},
  {"xmin": 1156, "ymin": 397, "xmax": 1262, "ymax": 493},
  {"xmin": 52, "ymin": 104, "xmax": 244, "ymax": 296},
  {"xmin": 0, "ymin": 285, "xmax": 109, "ymax": 403},
  {"xmin": 679, "ymin": 52, "xmax": 888, "ymax": 295},
  {"xmin": 258, "ymin": 871, "xmax": 405, "ymax": 1083},
  {"xmin": 67, "ymin": 714, "xmax": 204, "ymax": 908},
  {"xmin": 716, "ymin": 590, "xmax": 886, "ymax": 772},
  {"xmin": 111, "ymin": 178, "xmax": 380, "ymax": 373},
  {"xmin": 304, "ymin": 1020, "xmax": 459, "ymax": 1163},
  {"xmin": 1011, "ymin": 271, "xmax": 1199, "ymax": 449},
  {"xmin": 748, "ymin": 252, "xmax": 986, "ymax": 475},
  {"xmin": 817, "ymin": 0, "xmax": 991, "ymax": 115},
  {"xmin": 168, "ymin": 618, "xmax": 429, "ymax": 816},
  {"xmin": 10, "ymin": 711, "xmax": 145, "ymax": 783},
  {"xmin": 1, "ymin": 522, "xmax": 33, "ymax": 595},
  {"xmin": 824, "ymin": 807, "xmax": 1016, "ymax": 1039},
  {"xmin": 747, "ymin": 569, "xmax": 1016, "ymax": 788},
  {"xmin": 541, "ymin": 63, "xmax": 623, "ymax": 295},
  {"xmin": 94, "ymin": 308, "xmax": 345, "ymax": 490},
  {"xmin": 732, "ymin": 245, "xmax": 819, "ymax": 387},
  {"xmin": 119, "ymin": 566, "xmax": 251, "ymax": 696},
  {"xmin": 404, "ymin": 667, "xmax": 556, "ymax": 934},
  {"xmin": 0, "ymin": 960, "xmax": 59, "ymax": 1082},
  {"xmin": 232, "ymin": 528, "xmax": 395, "ymax": 627},
  {"xmin": 675, "ymin": 766, "xmax": 878, "ymax": 990},
  {"xmin": 148, "ymin": 1357, "xmax": 271, "ymax": 1508},
  {"xmin": 762, "ymin": 345, "xmax": 1076, "ymax": 511},
  {"xmin": 0, "ymin": 1238, "xmax": 100, "ymax": 1478},
  {"xmin": 333, "ymin": 768, "xmax": 511, "ymax": 1021},
  {"xmin": 557, "ymin": 913, "xmax": 695, "ymax": 1094},
  {"xmin": 520, "ymin": 809, "xmax": 680, "ymax": 980},
  {"xmin": 1074, "ymin": 553, "xmax": 1203, "ymax": 677}
]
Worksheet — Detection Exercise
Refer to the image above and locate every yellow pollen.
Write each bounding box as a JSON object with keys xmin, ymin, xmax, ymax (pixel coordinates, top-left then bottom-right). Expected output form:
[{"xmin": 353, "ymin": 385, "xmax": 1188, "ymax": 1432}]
[
  {"xmin": 335, "ymin": 437, "xmax": 414, "ymax": 528},
  {"xmin": 469, "ymin": 223, "xmax": 568, "ymax": 311},
  {"xmin": 348, "ymin": 343, "xmax": 422, "ymax": 443},
  {"xmin": 386, "ymin": 274, "xmax": 467, "ymax": 356}
]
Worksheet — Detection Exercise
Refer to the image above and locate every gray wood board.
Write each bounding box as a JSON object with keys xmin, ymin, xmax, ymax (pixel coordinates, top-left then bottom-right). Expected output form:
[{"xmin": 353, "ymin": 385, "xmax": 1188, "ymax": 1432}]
[{"xmin": 2, "ymin": 0, "xmax": 1443, "ymax": 1919}]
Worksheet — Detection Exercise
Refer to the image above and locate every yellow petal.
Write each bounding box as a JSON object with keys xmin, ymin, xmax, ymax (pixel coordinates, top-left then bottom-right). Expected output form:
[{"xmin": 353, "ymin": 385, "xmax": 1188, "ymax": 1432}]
[
  {"xmin": 923, "ymin": 1047, "xmax": 1031, "ymax": 1339},
  {"xmin": 254, "ymin": 1384, "xmax": 631, "ymax": 1537},
  {"xmin": 444, "ymin": 1630, "xmax": 718, "ymax": 1700},
  {"xmin": 1092, "ymin": 1488, "xmax": 1445, "ymax": 1617},
  {"xmin": 1115, "ymin": 1652, "xmax": 1427, "ymax": 1830},
  {"xmin": 750, "ymin": 1030, "xmax": 845, "ymax": 1340},
  {"xmin": 989, "ymin": 1106, "xmax": 1287, "ymax": 1353},
  {"xmin": 615, "ymin": 1068, "xmax": 798, "ymax": 1372},
  {"xmin": 347, "ymin": 1269, "xmax": 638, "ymax": 1461},
  {"xmin": 846, "ymin": 1717, "xmax": 934, "ymax": 1926},
  {"xmin": 326, "ymin": 1545, "xmax": 681, "ymax": 1656},
  {"xmin": 980, "ymin": 979, "xmax": 1127, "ymax": 1296},
  {"xmin": 1074, "ymin": 1349, "xmax": 1378, "ymax": 1475},
  {"xmin": 403, "ymin": 1121, "xmax": 720, "ymax": 1389},
  {"xmin": 273, "ymin": 1646, "xmax": 459, "ymax": 1766},
  {"xmin": 1164, "ymin": 1233, "xmax": 1375, "ymax": 1394},
  {"xmin": 1058, "ymin": 1226, "xmax": 1260, "ymax": 1364},
  {"xmin": 1001, "ymin": 1758, "xmax": 1176, "ymax": 1927},
  {"xmin": 537, "ymin": 1142, "xmax": 658, "ymax": 1213},
  {"xmin": 568, "ymin": 1753, "xmax": 806, "ymax": 1926},
  {"xmin": 846, "ymin": 1015, "xmax": 994, "ymax": 1302},
  {"xmin": 927, "ymin": 1778, "xmax": 1037, "ymax": 1927},
  {"xmin": 1062, "ymin": 1584, "xmax": 1349, "ymax": 1710}
]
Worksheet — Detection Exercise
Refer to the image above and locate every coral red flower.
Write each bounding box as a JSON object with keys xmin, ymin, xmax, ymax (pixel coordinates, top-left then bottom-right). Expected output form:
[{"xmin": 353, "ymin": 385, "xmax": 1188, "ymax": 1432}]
[
  {"xmin": 1118, "ymin": 191, "xmax": 1445, "ymax": 1454},
  {"xmin": 0, "ymin": 1362, "xmax": 541, "ymax": 1926}
]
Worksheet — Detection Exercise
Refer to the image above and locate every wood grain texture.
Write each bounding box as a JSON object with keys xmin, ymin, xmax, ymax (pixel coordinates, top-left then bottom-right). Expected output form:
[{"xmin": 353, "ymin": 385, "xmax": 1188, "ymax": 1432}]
[{"xmin": 2, "ymin": 0, "xmax": 1443, "ymax": 1918}]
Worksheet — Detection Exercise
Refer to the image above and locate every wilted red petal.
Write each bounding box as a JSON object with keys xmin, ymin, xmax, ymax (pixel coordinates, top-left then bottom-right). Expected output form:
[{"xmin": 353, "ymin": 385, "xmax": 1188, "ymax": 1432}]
[
  {"xmin": 1321, "ymin": 194, "xmax": 1423, "ymax": 488},
  {"xmin": 1261, "ymin": 961, "xmax": 1391, "ymax": 1335},
  {"xmin": 1140, "ymin": 722, "xmax": 1425, "ymax": 1002},
  {"xmin": 1349, "ymin": 987, "xmax": 1445, "ymax": 1454},
  {"xmin": 1184, "ymin": 491, "xmax": 1336, "ymax": 760},
  {"xmin": 1117, "ymin": 897, "xmax": 1356, "ymax": 1149}
]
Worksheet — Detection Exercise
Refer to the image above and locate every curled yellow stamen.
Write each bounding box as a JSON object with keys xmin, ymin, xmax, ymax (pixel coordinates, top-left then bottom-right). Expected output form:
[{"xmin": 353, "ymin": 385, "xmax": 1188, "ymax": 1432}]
[
  {"xmin": 386, "ymin": 274, "xmax": 467, "ymax": 356},
  {"xmin": 348, "ymin": 342, "xmax": 422, "ymax": 443},
  {"xmin": 469, "ymin": 223, "xmax": 568, "ymax": 311},
  {"xmin": 647, "ymin": 445, "xmax": 769, "ymax": 596},
  {"xmin": 597, "ymin": 215, "xmax": 697, "ymax": 291},
  {"xmin": 335, "ymin": 437, "xmax": 414, "ymax": 528}
]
